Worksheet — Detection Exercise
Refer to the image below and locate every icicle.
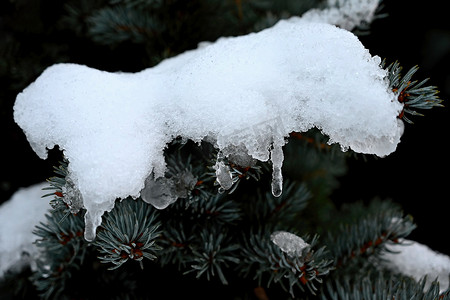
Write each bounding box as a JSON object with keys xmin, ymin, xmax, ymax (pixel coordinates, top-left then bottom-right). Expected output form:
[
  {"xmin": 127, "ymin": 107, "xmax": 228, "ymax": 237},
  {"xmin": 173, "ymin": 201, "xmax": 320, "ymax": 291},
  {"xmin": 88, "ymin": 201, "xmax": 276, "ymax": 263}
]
[
  {"xmin": 270, "ymin": 231, "xmax": 309, "ymax": 258},
  {"xmin": 84, "ymin": 210, "xmax": 102, "ymax": 242},
  {"xmin": 270, "ymin": 142, "xmax": 284, "ymax": 197}
]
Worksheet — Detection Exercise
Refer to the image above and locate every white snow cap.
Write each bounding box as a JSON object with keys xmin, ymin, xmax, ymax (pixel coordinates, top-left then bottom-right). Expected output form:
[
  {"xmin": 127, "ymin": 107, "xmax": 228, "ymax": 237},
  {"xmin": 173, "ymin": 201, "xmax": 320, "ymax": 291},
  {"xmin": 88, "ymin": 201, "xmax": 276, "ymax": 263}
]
[
  {"xmin": 0, "ymin": 183, "xmax": 50, "ymax": 277},
  {"xmin": 271, "ymin": 231, "xmax": 310, "ymax": 257},
  {"xmin": 302, "ymin": 0, "xmax": 381, "ymax": 31},
  {"xmin": 14, "ymin": 18, "xmax": 403, "ymax": 241},
  {"xmin": 381, "ymin": 239, "xmax": 450, "ymax": 293}
]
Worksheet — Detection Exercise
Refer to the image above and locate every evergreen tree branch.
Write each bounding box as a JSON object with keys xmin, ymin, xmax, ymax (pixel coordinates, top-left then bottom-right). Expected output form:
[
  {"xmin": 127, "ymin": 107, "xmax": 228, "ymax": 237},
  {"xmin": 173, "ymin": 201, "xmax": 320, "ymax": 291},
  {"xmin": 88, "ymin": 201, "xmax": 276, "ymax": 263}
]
[
  {"xmin": 383, "ymin": 60, "xmax": 444, "ymax": 123},
  {"xmin": 325, "ymin": 199, "xmax": 416, "ymax": 273},
  {"xmin": 322, "ymin": 271, "xmax": 450, "ymax": 300},
  {"xmin": 241, "ymin": 231, "xmax": 333, "ymax": 297},
  {"xmin": 243, "ymin": 180, "xmax": 311, "ymax": 226},
  {"xmin": 87, "ymin": 5, "xmax": 163, "ymax": 46},
  {"xmin": 184, "ymin": 227, "xmax": 240, "ymax": 285},
  {"xmin": 93, "ymin": 198, "xmax": 161, "ymax": 270},
  {"xmin": 42, "ymin": 159, "xmax": 69, "ymax": 211},
  {"xmin": 158, "ymin": 221, "xmax": 194, "ymax": 269},
  {"xmin": 31, "ymin": 210, "xmax": 86, "ymax": 299}
]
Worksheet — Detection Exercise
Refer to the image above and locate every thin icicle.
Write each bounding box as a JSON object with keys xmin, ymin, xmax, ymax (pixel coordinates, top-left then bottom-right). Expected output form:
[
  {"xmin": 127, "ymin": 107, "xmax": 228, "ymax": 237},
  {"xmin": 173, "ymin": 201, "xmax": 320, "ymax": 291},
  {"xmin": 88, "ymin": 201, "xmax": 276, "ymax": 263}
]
[{"xmin": 270, "ymin": 141, "xmax": 284, "ymax": 197}]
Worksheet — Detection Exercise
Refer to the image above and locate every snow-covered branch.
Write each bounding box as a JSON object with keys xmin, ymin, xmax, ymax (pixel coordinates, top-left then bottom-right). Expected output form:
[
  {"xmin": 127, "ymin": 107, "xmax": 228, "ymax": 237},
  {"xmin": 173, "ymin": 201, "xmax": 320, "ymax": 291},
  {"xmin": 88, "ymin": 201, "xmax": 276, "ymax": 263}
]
[{"xmin": 14, "ymin": 18, "xmax": 403, "ymax": 241}]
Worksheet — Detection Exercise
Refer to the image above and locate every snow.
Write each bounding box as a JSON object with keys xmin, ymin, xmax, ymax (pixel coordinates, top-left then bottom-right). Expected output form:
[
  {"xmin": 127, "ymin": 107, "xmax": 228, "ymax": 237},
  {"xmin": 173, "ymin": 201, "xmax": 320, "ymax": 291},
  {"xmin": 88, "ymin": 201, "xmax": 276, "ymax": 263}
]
[
  {"xmin": 271, "ymin": 231, "xmax": 309, "ymax": 257},
  {"xmin": 381, "ymin": 239, "xmax": 450, "ymax": 293},
  {"xmin": 302, "ymin": 0, "xmax": 381, "ymax": 31},
  {"xmin": 13, "ymin": 18, "xmax": 403, "ymax": 241},
  {"xmin": 0, "ymin": 182, "xmax": 50, "ymax": 278}
]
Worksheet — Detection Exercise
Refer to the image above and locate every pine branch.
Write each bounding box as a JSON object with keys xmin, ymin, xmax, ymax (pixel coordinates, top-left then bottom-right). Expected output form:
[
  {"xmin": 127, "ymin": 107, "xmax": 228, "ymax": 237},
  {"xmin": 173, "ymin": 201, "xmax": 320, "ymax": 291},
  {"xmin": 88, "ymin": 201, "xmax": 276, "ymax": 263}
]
[
  {"xmin": 42, "ymin": 159, "xmax": 85, "ymax": 223},
  {"xmin": 243, "ymin": 180, "xmax": 311, "ymax": 225},
  {"xmin": 109, "ymin": 0, "xmax": 163, "ymax": 9},
  {"xmin": 184, "ymin": 193, "xmax": 242, "ymax": 225},
  {"xmin": 241, "ymin": 230, "xmax": 333, "ymax": 297},
  {"xmin": 384, "ymin": 60, "xmax": 444, "ymax": 123},
  {"xmin": 94, "ymin": 198, "xmax": 161, "ymax": 270},
  {"xmin": 325, "ymin": 199, "xmax": 416, "ymax": 272},
  {"xmin": 184, "ymin": 227, "xmax": 240, "ymax": 285},
  {"xmin": 158, "ymin": 221, "xmax": 194, "ymax": 269},
  {"xmin": 31, "ymin": 209, "xmax": 86, "ymax": 299},
  {"xmin": 42, "ymin": 159, "xmax": 69, "ymax": 211},
  {"xmin": 87, "ymin": 5, "xmax": 163, "ymax": 46},
  {"xmin": 322, "ymin": 271, "xmax": 450, "ymax": 300}
]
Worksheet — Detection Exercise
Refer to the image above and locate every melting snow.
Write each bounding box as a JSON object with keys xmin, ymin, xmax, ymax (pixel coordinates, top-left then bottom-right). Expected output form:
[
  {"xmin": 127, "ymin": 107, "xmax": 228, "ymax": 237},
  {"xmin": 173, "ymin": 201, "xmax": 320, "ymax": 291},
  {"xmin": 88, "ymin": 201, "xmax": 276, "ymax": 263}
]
[
  {"xmin": 302, "ymin": 0, "xmax": 381, "ymax": 30},
  {"xmin": 0, "ymin": 183, "xmax": 50, "ymax": 277},
  {"xmin": 14, "ymin": 18, "xmax": 403, "ymax": 240},
  {"xmin": 271, "ymin": 231, "xmax": 310, "ymax": 258},
  {"xmin": 382, "ymin": 239, "xmax": 450, "ymax": 292}
]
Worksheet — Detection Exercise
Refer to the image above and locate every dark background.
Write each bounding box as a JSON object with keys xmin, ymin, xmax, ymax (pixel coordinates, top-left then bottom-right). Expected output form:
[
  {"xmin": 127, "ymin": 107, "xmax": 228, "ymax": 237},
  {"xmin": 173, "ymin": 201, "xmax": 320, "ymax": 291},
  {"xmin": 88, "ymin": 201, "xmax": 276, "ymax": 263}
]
[{"xmin": 1, "ymin": 0, "xmax": 449, "ymax": 255}]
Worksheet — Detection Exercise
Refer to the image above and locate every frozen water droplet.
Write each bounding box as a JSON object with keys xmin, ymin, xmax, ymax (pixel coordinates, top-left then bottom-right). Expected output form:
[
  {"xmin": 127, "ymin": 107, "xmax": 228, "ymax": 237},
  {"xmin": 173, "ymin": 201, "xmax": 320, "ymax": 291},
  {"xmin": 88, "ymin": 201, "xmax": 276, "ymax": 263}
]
[
  {"xmin": 141, "ymin": 175, "xmax": 177, "ymax": 209},
  {"xmin": 271, "ymin": 231, "xmax": 309, "ymax": 258},
  {"xmin": 270, "ymin": 143, "xmax": 284, "ymax": 197}
]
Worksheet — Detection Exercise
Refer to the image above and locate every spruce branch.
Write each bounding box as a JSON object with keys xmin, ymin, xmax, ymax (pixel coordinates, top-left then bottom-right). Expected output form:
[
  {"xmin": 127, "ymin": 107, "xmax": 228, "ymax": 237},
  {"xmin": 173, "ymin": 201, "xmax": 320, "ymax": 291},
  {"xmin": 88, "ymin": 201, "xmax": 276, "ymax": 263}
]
[
  {"xmin": 31, "ymin": 209, "xmax": 86, "ymax": 299},
  {"xmin": 61, "ymin": 1, "xmax": 104, "ymax": 37},
  {"xmin": 322, "ymin": 271, "xmax": 450, "ymax": 300},
  {"xmin": 158, "ymin": 195, "xmax": 240, "ymax": 270},
  {"xmin": 326, "ymin": 199, "xmax": 416, "ymax": 272},
  {"xmin": 245, "ymin": 180, "xmax": 310, "ymax": 225},
  {"xmin": 109, "ymin": 0, "xmax": 163, "ymax": 9},
  {"xmin": 383, "ymin": 60, "xmax": 444, "ymax": 123},
  {"xmin": 42, "ymin": 159, "xmax": 84, "ymax": 219},
  {"xmin": 87, "ymin": 5, "xmax": 163, "ymax": 46},
  {"xmin": 186, "ymin": 193, "xmax": 242, "ymax": 225},
  {"xmin": 94, "ymin": 198, "xmax": 161, "ymax": 270},
  {"xmin": 185, "ymin": 227, "xmax": 240, "ymax": 285},
  {"xmin": 42, "ymin": 159, "xmax": 69, "ymax": 211},
  {"xmin": 158, "ymin": 221, "xmax": 194, "ymax": 268},
  {"xmin": 241, "ymin": 231, "xmax": 333, "ymax": 297}
]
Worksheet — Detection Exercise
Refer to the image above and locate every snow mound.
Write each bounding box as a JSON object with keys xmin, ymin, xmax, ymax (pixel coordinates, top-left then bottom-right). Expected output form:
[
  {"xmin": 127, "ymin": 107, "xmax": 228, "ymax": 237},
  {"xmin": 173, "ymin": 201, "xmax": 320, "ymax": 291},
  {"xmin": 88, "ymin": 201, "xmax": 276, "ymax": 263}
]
[
  {"xmin": 271, "ymin": 231, "xmax": 309, "ymax": 258},
  {"xmin": 302, "ymin": 0, "xmax": 381, "ymax": 30},
  {"xmin": 0, "ymin": 183, "xmax": 50, "ymax": 277},
  {"xmin": 382, "ymin": 239, "xmax": 450, "ymax": 293},
  {"xmin": 14, "ymin": 18, "xmax": 403, "ymax": 241}
]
